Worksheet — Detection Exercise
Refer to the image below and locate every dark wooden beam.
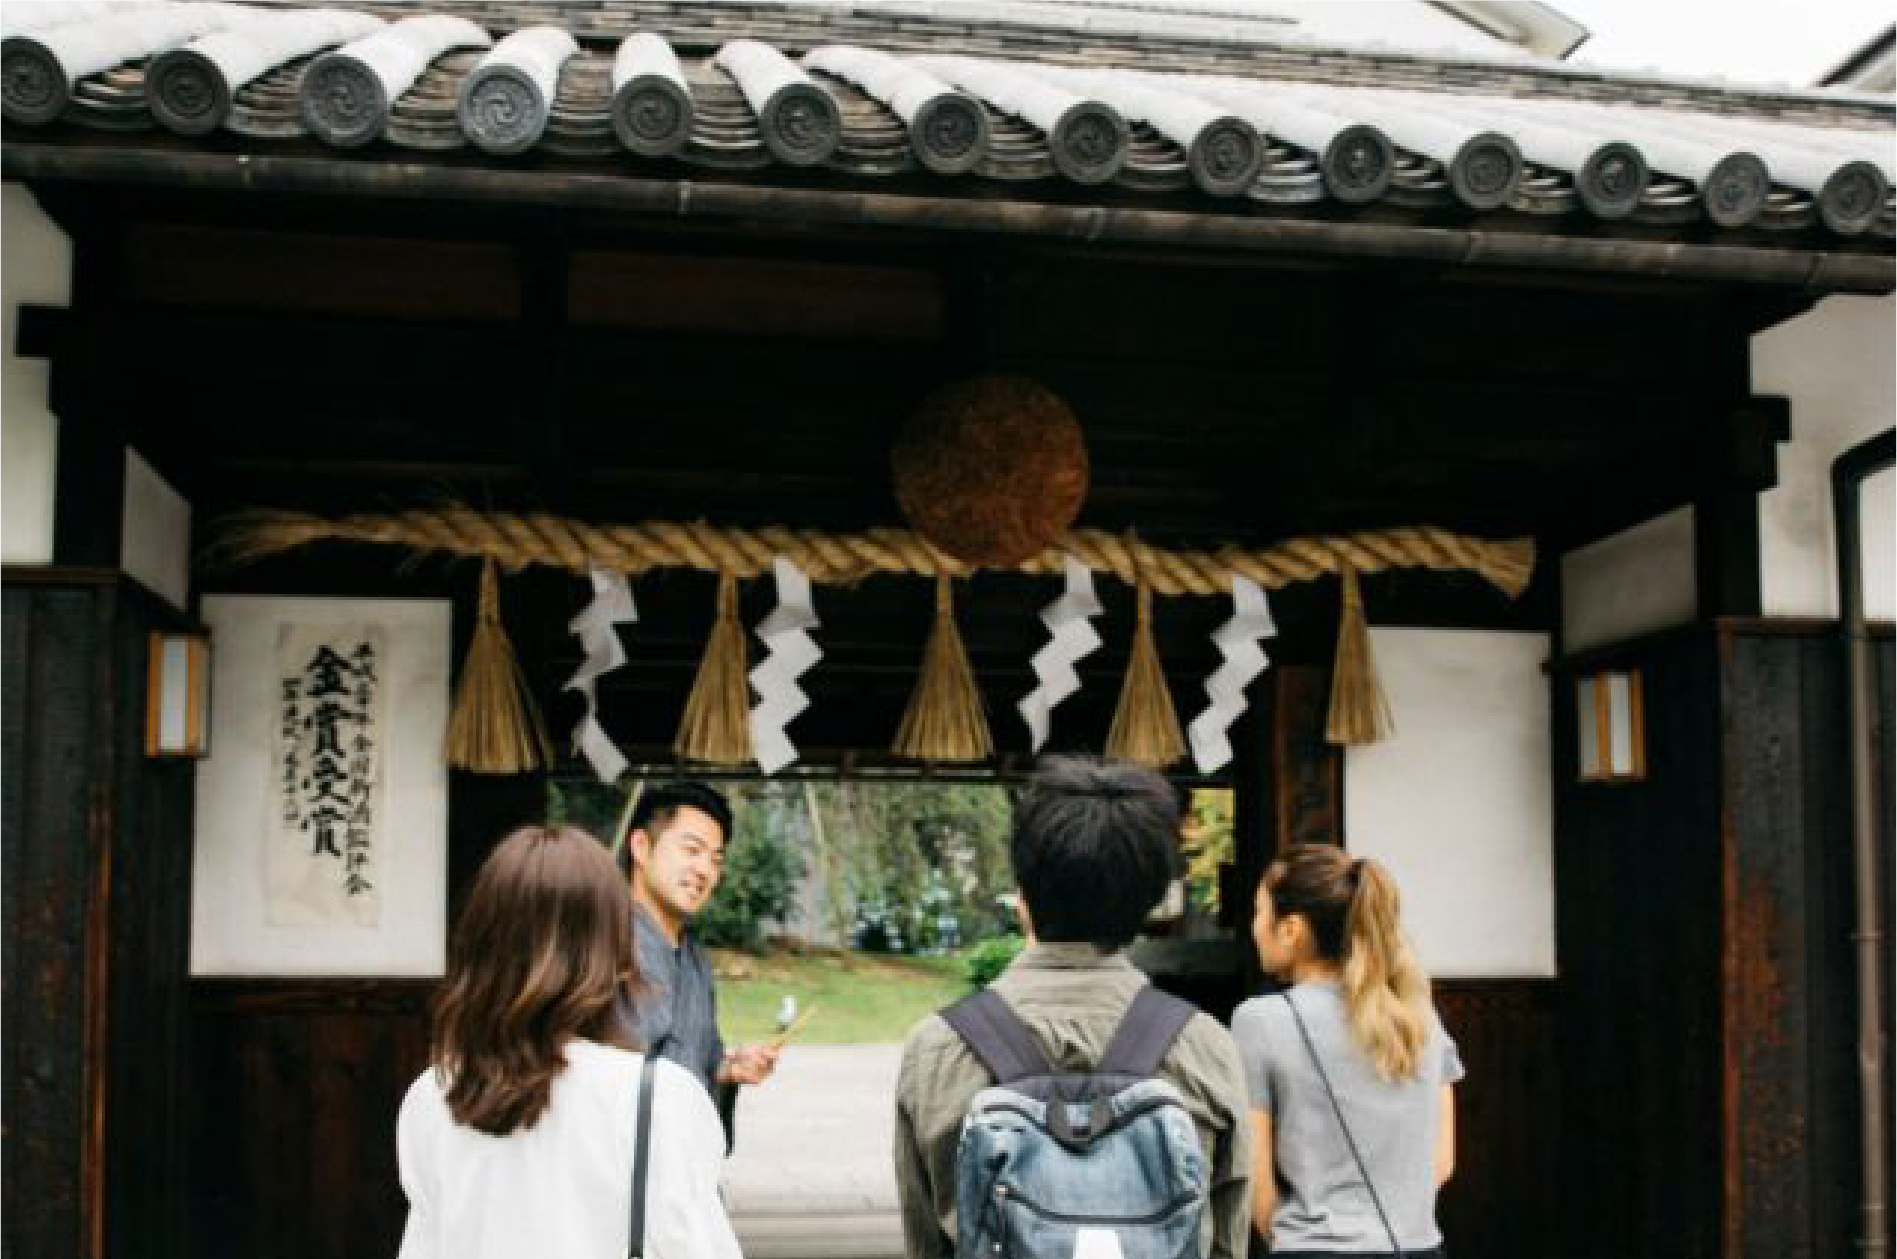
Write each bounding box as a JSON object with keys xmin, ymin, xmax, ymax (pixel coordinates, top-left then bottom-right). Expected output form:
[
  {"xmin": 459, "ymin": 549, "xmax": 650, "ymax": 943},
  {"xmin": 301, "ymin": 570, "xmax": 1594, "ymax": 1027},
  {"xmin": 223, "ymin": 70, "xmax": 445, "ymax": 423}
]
[
  {"xmin": 50, "ymin": 229, "xmax": 124, "ymax": 571},
  {"xmin": 8, "ymin": 143, "xmax": 1893, "ymax": 293}
]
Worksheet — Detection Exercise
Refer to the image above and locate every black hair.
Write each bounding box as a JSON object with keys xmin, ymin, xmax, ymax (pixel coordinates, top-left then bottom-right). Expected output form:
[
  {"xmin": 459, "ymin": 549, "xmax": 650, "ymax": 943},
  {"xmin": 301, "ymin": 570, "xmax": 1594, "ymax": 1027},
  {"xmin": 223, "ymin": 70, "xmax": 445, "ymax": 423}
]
[
  {"xmin": 628, "ymin": 781, "xmax": 734, "ymax": 848},
  {"xmin": 1010, "ymin": 756, "xmax": 1180, "ymax": 950}
]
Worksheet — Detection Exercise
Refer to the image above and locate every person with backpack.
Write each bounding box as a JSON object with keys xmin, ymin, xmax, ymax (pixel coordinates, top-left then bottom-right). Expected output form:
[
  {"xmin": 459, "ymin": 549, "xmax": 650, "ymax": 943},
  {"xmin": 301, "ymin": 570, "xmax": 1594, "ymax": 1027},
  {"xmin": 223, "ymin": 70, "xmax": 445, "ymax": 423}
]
[
  {"xmin": 395, "ymin": 824, "xmax": 743, "ymax": 1259},
  {"xmin": 1232, "ymin": 845, "xmax": 1462, "ymax": 1258},
  {"xmin": 893, "ymin": 756, "xmax": 1252, "ymax": 1259}
]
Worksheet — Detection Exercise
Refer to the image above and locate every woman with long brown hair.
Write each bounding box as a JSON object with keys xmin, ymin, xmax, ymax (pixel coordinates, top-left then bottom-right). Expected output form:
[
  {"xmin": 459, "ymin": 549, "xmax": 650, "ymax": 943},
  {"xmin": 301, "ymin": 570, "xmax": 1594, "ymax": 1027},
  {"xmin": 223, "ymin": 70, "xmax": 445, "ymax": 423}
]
[
  {"xmin": 396, "ymin": 824, "xmax": 742, "ymax": 1259},
  {"xmin": 1231, "ymin": 844, "xmax": 1462, "ymax": 1258}
]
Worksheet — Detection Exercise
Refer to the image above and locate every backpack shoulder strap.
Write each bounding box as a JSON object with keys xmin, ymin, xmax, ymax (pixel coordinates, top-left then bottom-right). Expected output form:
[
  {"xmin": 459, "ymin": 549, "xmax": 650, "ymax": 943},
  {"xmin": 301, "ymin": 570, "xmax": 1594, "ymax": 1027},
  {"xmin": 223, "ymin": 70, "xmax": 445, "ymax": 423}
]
[
  {"xmin": 939, "ymin": 988, "xmax": 1053, "ymax": 1084},
  {"xmin": 1098, "ymin": 985, "xmax": 1199, "ymax": 1079}
]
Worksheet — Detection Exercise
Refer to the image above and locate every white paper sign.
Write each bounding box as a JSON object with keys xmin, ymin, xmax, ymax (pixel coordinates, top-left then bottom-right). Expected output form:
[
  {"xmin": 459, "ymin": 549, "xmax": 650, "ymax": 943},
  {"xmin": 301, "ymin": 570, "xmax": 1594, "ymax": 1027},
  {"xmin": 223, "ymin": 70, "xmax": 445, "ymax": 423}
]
[
  {"xmin": 192, "ymin": 597, "xmax": 449, "ymax": 977},
  {"xmin": 269, "ymin": 624, "xmax": 386, "ymax": 926}
]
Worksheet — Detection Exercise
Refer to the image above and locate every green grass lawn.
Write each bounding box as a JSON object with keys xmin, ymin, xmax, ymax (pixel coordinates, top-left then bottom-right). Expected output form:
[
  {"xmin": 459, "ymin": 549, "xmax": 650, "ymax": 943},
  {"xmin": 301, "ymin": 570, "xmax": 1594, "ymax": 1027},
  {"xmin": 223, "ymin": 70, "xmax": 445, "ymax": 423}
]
[{"xmin": 709, "ymin": 948, "xmax": 971, "ymax": 1044}]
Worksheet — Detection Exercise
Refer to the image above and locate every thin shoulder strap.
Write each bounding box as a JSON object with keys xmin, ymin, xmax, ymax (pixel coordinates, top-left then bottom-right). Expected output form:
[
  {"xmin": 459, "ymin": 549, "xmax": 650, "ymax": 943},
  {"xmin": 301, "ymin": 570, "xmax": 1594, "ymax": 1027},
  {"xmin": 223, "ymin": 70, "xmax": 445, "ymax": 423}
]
[
  {"xmin": 1098, "ymin": 986, "xmax": 1198, "ymax": 1078},
  {"xmin": 628, "ymin": 1053, "xmax": 658, "ymax": 1259},
  {"xmin": 939, "ymin": 989, "xmax": 1054, "ymax": 1083},
  {"xmin": 1281, "ymin": 993, "xmax": 1406, "ymax": 1259}
]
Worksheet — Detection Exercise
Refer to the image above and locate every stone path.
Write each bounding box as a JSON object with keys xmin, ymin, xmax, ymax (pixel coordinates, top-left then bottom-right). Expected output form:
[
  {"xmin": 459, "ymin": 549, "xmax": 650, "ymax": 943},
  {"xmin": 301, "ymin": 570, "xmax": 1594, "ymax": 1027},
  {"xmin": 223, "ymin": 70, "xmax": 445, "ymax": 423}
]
[{"xmin": 724, "ymin": 1043, "xmax": 906, "ymax": 1259}]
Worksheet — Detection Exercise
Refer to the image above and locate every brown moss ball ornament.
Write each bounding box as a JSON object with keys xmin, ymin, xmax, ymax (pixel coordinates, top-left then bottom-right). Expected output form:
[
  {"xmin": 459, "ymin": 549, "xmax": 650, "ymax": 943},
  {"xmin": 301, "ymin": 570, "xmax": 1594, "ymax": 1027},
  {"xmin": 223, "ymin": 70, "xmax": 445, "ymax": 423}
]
[{"xmin": 891, "ymin": 375, "xmax": 1090, "ymax": 568}]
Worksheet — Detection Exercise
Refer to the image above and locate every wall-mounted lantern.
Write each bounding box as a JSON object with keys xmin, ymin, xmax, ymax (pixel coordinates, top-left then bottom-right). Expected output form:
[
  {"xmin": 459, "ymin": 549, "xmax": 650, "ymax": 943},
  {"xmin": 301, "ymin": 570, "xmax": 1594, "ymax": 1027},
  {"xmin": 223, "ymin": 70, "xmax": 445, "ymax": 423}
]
[
  {"xmin": 1577, "ymin": 667, "xmax": 1644, "ymax": 783},
  {"xmin": 146, "ymin": 630, "xmax": 211, "ymax": 758}
]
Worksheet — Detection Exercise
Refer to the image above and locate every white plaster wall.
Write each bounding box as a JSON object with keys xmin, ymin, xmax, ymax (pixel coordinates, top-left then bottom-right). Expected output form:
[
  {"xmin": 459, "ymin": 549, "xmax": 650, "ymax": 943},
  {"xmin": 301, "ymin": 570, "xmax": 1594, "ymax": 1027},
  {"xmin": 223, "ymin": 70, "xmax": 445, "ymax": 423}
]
[
  {"xmin": 2, "ymin": 183, "xmax": 70, "ymax": 564},
  {"xmin": 1752, "ymin": 295, "xmax": 1895, "ymax": 620},
  {"xmin": 1560, "ymin": 506, "xmax": 1697, "ymax": 653},
  {"xmin": 191, "ymin": 596, "xmax": 449, "ymax": 977},
  {"xmin": 1344, "ymin": 628, "xmax": 1555, "ymax": 978},
  {"xmin": 122, "ymin": 447, "xmax": 191, "ymax": 610}
]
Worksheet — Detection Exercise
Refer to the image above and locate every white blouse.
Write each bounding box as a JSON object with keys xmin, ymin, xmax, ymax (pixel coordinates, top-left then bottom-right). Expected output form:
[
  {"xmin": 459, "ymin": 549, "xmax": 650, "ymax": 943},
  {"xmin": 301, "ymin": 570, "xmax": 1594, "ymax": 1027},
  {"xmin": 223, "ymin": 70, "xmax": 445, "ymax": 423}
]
[{"xmin": 396, "ymin": 1039, "xmax": 744, "ymax": 1259}]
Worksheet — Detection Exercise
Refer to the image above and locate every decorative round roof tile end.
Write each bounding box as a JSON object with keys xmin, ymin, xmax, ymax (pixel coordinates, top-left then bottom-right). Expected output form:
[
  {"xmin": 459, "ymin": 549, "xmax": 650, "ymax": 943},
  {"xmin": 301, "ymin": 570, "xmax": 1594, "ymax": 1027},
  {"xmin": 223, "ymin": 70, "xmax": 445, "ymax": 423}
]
[
  {"xmin": 1050, "ymin": 101, "xmax": 1128, "ymax": 186},
  {"xmin": 1187, "ymin": 116, "xmax": 1263, "ymax": 197},
  {"xmin": 458, "ymin": 64, "xmax": 548, "ymax": 157},
  {"xmin": 911, "ymin": 92, "xmax": 989, "ymax": 176},
  {"xmin": 760, "ymin": 81, "xmax": 840, "ymax": 167},
  {"xmin": 1818, "ymin": 161, "xmax": 1888, "ymax": 237},
  {"xmin": 1448, "ymin": 132, "xmax": 1523, "ymax": 211},
  {"xmin": 1321, "ymin": 125, "xmax": 1394, "ymax": 205},
  {"xmin": 299, "ymin": 53, "xmax": 389, "ymax": 149},
  {"xmin": 611, "ymin": 74, "xmax": 693, "ymax": 158},
  {"xmin": 2, "ymin": 37, "xmax": 67, "ymax": 127},
  {"xmin": 147, "ymin": 49, "xmax": 232, "ymax": 138},
  {"xmin": 1702, "ymin": 152, "xmax": 1770, "ymax": 228},
  {"xmin": 1577, "ymin": 142, "xmax": 1648, "ymax": 220}
]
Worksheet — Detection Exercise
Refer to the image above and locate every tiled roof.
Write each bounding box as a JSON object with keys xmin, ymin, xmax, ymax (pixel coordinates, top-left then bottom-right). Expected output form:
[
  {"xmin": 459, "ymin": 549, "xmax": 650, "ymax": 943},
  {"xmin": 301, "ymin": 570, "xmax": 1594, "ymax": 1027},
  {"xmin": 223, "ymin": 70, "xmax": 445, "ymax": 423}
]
[{"xmin": 3, "ymin": 1, "xmax": 1893, "ymax": 243}]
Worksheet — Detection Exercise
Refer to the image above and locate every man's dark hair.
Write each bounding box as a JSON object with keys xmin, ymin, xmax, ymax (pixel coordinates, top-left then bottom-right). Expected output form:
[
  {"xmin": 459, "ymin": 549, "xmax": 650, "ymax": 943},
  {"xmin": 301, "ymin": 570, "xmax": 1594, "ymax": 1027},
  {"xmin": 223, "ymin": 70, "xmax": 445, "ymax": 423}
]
[
  {"xmin": 628, "ymin": 781, "xmax": 733, "ymax": 847},
  {"xmin": 1010, "ymin": 756, "xmax": 1180, "ymax": 950}
]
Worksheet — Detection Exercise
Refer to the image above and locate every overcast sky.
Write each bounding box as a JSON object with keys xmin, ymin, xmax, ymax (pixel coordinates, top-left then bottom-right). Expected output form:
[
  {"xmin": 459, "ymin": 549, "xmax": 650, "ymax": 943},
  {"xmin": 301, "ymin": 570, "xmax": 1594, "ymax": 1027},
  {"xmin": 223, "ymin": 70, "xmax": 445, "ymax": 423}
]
[{"xmin": 1553, "ymin": 2, "xmax": 1891, "ymax": 87}]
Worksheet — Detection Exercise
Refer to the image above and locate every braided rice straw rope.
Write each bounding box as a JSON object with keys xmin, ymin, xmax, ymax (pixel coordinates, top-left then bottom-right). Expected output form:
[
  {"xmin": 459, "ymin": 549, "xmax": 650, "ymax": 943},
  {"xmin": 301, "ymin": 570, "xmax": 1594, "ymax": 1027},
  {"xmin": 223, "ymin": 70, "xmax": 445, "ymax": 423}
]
[{"xmin": 215, "ymin": 508, "xmax": 1536, "ymax": 598}]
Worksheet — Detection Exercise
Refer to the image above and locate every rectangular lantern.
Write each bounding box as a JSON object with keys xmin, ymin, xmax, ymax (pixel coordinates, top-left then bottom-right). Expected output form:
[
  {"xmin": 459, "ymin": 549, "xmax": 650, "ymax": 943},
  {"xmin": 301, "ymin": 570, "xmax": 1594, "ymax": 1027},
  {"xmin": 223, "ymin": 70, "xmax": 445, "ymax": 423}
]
[
  {"xmin": 1576, "ymin": 667, "xmax": 1644, "ymax": 783},
  {"xmin": 146, "ymin": 630, "xmax": 211, "ymax": 758}
]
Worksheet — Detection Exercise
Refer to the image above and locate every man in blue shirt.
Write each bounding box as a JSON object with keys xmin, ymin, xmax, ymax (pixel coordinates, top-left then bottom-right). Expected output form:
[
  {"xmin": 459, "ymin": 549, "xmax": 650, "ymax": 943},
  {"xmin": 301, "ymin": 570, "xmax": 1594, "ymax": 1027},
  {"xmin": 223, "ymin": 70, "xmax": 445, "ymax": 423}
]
[{"xmin": 617, "ymin": 782, "xmax": 780, "ymax": 1125}]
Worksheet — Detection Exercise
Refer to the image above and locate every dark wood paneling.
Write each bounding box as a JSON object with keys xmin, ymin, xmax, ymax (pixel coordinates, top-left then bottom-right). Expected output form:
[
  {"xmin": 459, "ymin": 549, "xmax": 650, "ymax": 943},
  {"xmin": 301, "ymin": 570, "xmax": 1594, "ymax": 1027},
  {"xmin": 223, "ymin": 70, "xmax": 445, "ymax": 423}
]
[
  {"xmin": 115, "ymin": 224, "xmax": 521, "ymax": 322},
  {"xmin": 1435, "ymin": 979, "xmax": 1561, "ymax": 1257},
  {"xmin": 2, "ymin": 573, "xmax": 196, "ymax": 1259},
  {"xmin": 1551, "ymin": 623, "xmax": 1895, "ymax": 1259},
  {"xmin": 2, "ymin": 581, "xmax": 101, "ymax": 1258},
  {"xmin": 29, "ymin": 204, "xmax": 1750, "ymax": 549},
  {"xmin": 1553, "ymin": 629, "xmax": 1724, "ymax": 1259},
  {"xmin": 102, "ymin": 597, "xmax": 197, "ymax": 1259},
  {"xmin": 1271, "ymin": 666, "xmax": 1342, "ymax": 851},
  {"xmin": 186, "ymin": 982, "xmax": 433, "ymax": 1259}
]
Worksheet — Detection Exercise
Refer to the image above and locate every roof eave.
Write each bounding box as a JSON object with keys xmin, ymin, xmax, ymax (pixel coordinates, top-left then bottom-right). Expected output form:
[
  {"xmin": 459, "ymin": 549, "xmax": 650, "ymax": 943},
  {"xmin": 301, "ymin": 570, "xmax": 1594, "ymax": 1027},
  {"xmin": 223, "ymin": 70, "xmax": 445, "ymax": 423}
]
[{"xmin": 7, "ymin": 140, "xmax": 1890, "ymax": 296}]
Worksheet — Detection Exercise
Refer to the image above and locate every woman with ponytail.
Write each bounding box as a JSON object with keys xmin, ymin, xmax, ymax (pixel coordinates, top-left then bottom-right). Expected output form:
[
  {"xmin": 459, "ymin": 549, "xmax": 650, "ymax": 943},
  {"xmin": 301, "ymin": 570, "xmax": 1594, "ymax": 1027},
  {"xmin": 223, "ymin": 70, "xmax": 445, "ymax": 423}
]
[
  {"xmin": 395, "ymin": 825, "xmax": 743, "ymax": 1259},
  {"xmin": 1230, "ymin": 844, "xmax": 1462, "ymax": 1257}
]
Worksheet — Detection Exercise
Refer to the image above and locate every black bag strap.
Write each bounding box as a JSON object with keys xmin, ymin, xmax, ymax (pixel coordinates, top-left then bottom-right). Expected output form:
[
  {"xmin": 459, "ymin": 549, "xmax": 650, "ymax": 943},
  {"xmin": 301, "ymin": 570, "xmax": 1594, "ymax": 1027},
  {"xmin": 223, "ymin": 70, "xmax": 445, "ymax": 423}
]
[
  {"xmin": 1281, "ymin": 993, "xmax": 1405, "ymax": 1259},
  {"xmin": 627, "ymin": 1052, "xmax": 658, "ymax": 1259},
  {"xmin": 1098, "ymin": 986, "xmax": 1198, "ymax": 1078},
  {"xmin": 939, "ymin": 988, "xmax": 1053, "ymax": 1083}
]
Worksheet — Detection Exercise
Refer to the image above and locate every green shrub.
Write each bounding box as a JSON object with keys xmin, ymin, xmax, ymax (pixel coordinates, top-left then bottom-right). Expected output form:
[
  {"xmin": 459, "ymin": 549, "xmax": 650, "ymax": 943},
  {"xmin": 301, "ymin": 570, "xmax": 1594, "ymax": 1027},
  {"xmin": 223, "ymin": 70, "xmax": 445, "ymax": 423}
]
[
  {"xmin": 695, "ymin": 826, "xmax": 806, "ymax": 952},
  {"xmin": 963, "ymin": 935, "xmax": 1025, "ymax": 988}
]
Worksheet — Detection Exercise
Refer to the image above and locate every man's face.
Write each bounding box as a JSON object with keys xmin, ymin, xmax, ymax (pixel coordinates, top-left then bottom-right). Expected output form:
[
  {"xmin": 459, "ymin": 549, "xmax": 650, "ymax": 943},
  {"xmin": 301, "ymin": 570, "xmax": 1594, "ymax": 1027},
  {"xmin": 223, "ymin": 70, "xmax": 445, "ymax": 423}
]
[{"xmin": 632, "ymin": 805, "xmax": 727, "ymax": 923}]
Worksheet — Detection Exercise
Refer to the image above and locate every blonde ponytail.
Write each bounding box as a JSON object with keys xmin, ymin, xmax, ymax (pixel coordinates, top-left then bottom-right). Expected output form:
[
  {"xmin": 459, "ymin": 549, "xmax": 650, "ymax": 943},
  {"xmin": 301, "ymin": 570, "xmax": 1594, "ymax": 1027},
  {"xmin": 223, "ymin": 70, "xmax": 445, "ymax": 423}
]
[{"xmin": 1341, "ymin": 858, "xmax": 1431, "ymax": 1081}]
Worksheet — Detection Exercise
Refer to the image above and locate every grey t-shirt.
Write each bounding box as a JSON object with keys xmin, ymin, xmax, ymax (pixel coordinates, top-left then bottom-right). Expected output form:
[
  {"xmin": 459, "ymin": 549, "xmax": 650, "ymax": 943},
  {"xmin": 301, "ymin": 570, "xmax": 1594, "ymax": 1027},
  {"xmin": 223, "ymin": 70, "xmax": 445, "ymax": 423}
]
[{"xmin": 1230, "ymin": 980, "xmax": 1464, "ymax": 1253}]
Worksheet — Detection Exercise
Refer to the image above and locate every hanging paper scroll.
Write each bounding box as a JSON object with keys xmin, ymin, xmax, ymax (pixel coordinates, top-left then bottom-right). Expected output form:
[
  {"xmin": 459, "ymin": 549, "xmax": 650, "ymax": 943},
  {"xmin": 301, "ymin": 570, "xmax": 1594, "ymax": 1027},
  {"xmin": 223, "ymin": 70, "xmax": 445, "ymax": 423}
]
[
  {"xmin": 748, "ymin": 556, "xmax": 822, "ymax": 774},
  {"xmin": 1018, "ymin": 555, "xmax": 1103, "ymax": 752},
  {"xmin": 270, "ymin": 625, "xmax": 386, "ymax": 925},
  {"xmin": 1187, "ymin": 576, "xmax": 1276, "ymax": 775},
  {"xmin": 192, "ymin": 597, "xmax": 448, "ymax": 977}
]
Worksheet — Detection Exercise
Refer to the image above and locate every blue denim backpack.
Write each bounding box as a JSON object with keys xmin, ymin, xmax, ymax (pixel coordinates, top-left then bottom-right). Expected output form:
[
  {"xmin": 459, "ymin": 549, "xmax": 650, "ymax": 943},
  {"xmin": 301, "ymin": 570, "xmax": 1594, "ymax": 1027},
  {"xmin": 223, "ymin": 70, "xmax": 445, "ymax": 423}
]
[{"xmin": 942, "ymin": 986, "xmax": 1209, "ymax": 1259}]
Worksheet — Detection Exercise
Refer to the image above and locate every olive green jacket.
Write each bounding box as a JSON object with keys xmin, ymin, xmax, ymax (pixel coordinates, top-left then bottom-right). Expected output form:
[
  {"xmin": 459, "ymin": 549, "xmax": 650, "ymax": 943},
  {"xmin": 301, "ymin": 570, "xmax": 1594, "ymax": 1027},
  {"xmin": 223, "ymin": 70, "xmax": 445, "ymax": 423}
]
[{"xmin": 893, "ymin": 943, "xmax": 1252, "ymax": 1259}]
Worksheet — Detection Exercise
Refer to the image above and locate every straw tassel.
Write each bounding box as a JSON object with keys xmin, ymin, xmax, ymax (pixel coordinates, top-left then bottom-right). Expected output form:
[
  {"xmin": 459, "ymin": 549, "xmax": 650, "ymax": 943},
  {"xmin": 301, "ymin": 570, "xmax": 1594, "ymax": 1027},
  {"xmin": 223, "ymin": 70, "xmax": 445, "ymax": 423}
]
[
  {"xmin": 674, "ymin": 573, "xmax": 754, "ymax": 765},
  {"xmin": 894, "ymin": 574, "xmax": 993, "ymax": 762},
  {"xmin": 1106, "ymin": 576, "xmax": 1187, "ymax": 768},
  {"xmin": 447, "ymin": 559, "xmax": 553, "ymax": 774},
  {"xmin": 1325, "ymin": 566, "xmax": 1394, "ymax": 745}
]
